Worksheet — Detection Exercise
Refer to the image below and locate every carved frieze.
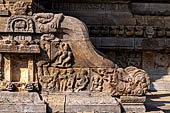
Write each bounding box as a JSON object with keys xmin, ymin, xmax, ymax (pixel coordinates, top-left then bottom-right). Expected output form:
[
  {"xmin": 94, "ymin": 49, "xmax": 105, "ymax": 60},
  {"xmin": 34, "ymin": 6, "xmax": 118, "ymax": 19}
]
[{"xmin": 89, "ymin": 25, "xmax": 170, "ymax": 38}]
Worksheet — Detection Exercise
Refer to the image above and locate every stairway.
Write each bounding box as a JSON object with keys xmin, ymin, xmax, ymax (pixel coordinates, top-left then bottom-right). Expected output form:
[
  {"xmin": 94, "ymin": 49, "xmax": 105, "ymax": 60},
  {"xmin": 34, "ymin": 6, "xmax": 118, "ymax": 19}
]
[{"xmin": 145, "ymin": 91, "xmax": 170, "ymax": 113}]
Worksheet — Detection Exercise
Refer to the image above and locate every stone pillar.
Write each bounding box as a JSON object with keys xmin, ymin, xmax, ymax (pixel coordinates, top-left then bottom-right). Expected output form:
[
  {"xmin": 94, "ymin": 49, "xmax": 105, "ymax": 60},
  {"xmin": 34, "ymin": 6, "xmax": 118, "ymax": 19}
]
[
  {"xmin": 28, "ymin": 56, "xmax": 34, "ymax": 82},
  {"xmin": 4, "ymin": 55, "xmax": 11, "ymax": 82}
]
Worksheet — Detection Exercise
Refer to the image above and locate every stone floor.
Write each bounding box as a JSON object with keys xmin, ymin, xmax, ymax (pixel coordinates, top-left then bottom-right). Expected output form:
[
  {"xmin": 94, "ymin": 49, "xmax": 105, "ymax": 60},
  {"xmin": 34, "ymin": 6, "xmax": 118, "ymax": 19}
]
[{"xmin": 145, "ymin": 91, "xmax": 170, "ymax": 113}]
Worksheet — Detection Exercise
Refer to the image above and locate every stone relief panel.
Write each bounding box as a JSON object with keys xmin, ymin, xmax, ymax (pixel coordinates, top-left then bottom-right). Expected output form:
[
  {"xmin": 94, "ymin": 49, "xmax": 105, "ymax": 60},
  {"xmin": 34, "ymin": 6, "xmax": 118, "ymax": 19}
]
[
  {"xmin": 115, "ymin": 51, "xmax": 142, "ymax": 69},
  {"xmin": 0, "ymin": 13, "xmax": 150, "ymax": 96},
  {"xmin": 143, "ymin": 51, "xmax": 170, "ymax": 73},
  {"xmin": 7, "ymin": 16, "xmax": 34, "ymax": 33},
  {"xmin": 34, "ymin": 13, "xmax": 63, "ymax": 33},
  {"xmin": 154, "ymin": 53, "xmax": 170, "ymax": 71},
  {"xmin": 142, "ymin": 51, "xmax": 170, "ymax": 88},
  {"xmin": 51, "ymin": 41, "xmax": 73, "ymax": 68},
  {"xmin": 38, "ymin": 68, "xmax": 90, "ymax": 93},
  {"xmin": 13, "ymin": 1, "xmax": 32, "ymax": 15}
]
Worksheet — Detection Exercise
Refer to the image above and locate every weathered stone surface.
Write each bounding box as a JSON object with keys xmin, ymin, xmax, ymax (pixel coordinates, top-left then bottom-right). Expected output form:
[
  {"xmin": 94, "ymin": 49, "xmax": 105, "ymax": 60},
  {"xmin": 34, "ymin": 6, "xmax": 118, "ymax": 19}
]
[
  {"xmin": 0, "ymin": 92, "xmax": 46, "ymax": 113},
  {"xmin": 46, "ymin": 94, "xmax": 65, "ymax": 113},
  {"xmin": 131, "ymin": 3, "xmax": 170, "ymax": 16},
  {"xmin": 121, "ymin": 96, "xmax": 146, "ymax": 113},
  {"xmin": 65, "ymin": 94, "xmax": 121, "ymax": 113}
]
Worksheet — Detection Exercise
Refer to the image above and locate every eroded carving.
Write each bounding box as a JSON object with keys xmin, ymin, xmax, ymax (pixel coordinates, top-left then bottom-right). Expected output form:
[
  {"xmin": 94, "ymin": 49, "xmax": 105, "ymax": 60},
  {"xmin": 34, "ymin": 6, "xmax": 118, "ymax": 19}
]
[
  {"xmin": 13, "ymin": 1, "xmax": 32, "ymax": 15},
  {"xmin": 90, "ymin": 69, "xmax": 104, "ymax": 92},
  {"xmin": 34, "ymin": 13, "xmax": 63, "ymax": 33},
  {"xmin": 75, "ymin": 70, "xmax": 89, "ymax": 92},
  {"xmin": 7, "ymin": 16, "xmax": 34, "ymax": 33},
  {"xmin": 51, "ymin": 41, "xmax": 73, "ymax": 68}
]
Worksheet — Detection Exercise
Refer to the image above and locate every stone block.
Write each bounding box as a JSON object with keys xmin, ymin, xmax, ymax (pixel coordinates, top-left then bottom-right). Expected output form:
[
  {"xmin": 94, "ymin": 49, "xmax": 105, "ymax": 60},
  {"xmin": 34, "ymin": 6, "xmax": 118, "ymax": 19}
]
[
  {"xmin": 0, "ymin": 92, "xmax": 46, "ymax": 113},
  {"xmin": 0, "ymin": 92, "xmax": 43, "ymax": 104},
  {"xmin": 65, "ymin": 94, "xmax": 121, "ymax": 113},
  {"xmin": 47, "ymin": 94, "xmax": 65, "ymax": 113},
  {"xmin": 100, "ymin": 37, "xmax": 134, "ymax": 49},
  {"xmin": 0, "ymin": 103, "xmax": 46, "ymax": 113},
  {"xmin": 120, "ymin": 96, "xmax": 146, "ymax": 113},
  {"xmin": 135, "ymin": 38, "xmax": 166, "ymax": 50},
  {"xmin": 147, "ymin": 17, "xmax": 165, "ymax": 26},
  {"xmin": 131, "ymin": 3, "xmax": 170, "ymax": 16},
  {"xmin": 151, "ymin": 82, "xmax": 170, "ymax": 91}
]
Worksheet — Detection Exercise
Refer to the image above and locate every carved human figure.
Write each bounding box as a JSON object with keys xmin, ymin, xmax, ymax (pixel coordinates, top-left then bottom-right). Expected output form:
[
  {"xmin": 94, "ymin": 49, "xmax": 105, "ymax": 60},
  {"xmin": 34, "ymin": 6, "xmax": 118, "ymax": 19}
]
[
  {"xmin": 102, "ymin": 68, "xmax": 114, "ymax": 92},
  {"xmin": 90, "ymin": 70, "xmax": 103, "ymax": 92},
  {"xmin": 75, "ymin": 70, "xmax": 89, "ymax": 92},
  {"xmin": 66, "ymin": 68, "xmax": 75, "ymax": 92},
  {"xmin": 59, "ymin": 70, "xmax": 67, "ymax": 92},
  {"xmin": 47, "ymin": 70, "xmax": 60, "ymax": 92},
  {"xmin": 52, "ymin": 42, "xmax": 72, "ymax": 67}
]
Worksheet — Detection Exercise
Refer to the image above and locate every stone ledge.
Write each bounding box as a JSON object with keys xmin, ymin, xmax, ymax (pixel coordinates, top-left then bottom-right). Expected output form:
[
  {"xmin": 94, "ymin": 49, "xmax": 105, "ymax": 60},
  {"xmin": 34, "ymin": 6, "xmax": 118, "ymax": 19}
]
[{"xmin": 45, "ymin": 93, "xmax": 121, "ymax": 113}]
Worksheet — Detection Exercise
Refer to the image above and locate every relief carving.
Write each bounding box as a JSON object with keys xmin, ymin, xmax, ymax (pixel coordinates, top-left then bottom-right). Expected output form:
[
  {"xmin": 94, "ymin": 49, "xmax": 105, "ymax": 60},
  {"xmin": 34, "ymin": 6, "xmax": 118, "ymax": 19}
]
[
  {"xmin": 155, "ymin": 53, "xmax": 170, "ymax": 70},
  {"xmin": 59, "ymin": 70, "xmax": 67, "ymax": 92},
  {"xmin": 88, "ymin": 67, "xmax": 150, "ymax": 96},
  {"xmin": 34, "ymin": 13, "xmax": 63, "ymax": 33},
  {"xmin": 125, "ymin": 26, "xmax": 134, "ymax": 36},
  {"xmin": 51, "ymin": 41, "xmax": 73, "ymax": 68},
  {"xmin": 110, "ymin": 67, "xmax": 150, "ymax": 96},
  {"xmin": 66, "ymin": 68, "xmax": 76, "ymax": 92},
  {"xmin": 90, "ymin": 70, "xmax": 103, "ymax": 92},
  {"xmin": 7, "ymin": 17, "xmax": 34, "ymax": 33},
  {"xmin": 39, "ymin": 70, "xmax": 60, "ymax": 92},
  {"xmin": 2, "ymin": 13, "xmax": 150, "ymax": 96},
  {"xmin": 75, "ymin": 70, "xmax": 89, "ymax": 92},
  {"xmin": 13, "ymin": 1, "xmax": 32, "ymax": 15},
  {"xmin": 145, "ymin": 26, "xmax": 155, "ymax": 38},
  {"xmin": 116, "ymin": 51, "xmax": 142, "ymax": 68}
]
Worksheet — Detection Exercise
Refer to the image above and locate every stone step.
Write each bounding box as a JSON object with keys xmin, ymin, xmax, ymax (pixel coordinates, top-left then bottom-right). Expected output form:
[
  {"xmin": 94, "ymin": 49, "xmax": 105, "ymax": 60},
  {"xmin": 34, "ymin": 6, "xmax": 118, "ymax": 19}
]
[
  {"xmin": 146, "ymin": 91, "xmax": 170, "ymax": 113},
  {"xmin": 0, "ymin": 92, "xmax": 46, "ymax": 113},
  {"xmin": 47, "ymin": 93, "xmax": 121, "ymax": 113},
  {"xmin": 151, "ymin": 82, "xmax": 170, "ymax": 91},
  {"xmin": 0, "ymin": 103, "xmax": 46, "ymax": 113}
]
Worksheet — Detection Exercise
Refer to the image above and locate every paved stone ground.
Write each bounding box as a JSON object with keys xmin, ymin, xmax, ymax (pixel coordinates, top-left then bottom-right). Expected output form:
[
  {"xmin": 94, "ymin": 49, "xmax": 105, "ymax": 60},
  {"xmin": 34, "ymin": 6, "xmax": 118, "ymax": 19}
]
[{"xmin": 145, "ymin": 91, "xmax": 170, "ymax": 113}]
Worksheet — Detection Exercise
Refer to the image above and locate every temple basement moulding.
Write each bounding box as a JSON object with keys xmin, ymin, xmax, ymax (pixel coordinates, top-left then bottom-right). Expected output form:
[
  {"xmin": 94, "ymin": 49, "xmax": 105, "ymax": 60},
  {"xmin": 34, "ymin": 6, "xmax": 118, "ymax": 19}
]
[{"xmin": 0, "ymin": 0, "xmax": 152, "ymax": 113}]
